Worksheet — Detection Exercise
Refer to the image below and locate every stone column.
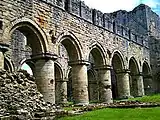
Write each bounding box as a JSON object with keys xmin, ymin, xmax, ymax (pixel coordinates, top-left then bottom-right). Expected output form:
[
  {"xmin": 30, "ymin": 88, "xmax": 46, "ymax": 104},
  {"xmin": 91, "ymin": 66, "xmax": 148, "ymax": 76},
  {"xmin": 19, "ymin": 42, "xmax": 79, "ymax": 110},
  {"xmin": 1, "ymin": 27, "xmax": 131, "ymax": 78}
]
[
  {"xmin": 55, "ymin": 79, "xmax": 68, "ymax": 104},
  {"xmin": 33, "ymin": 53, "xmax": 58, "ymax": 104},
  {"xmin": 69, "ymin": 60, "xmax": 89, "ymax": 105},
  {"xmin": 116, "ymin": 69, "xmax": 130, "ymax": 99},
  {"xmin": 0, "ymin": 51, "xmax": 4, "ymax": 69},
  {"xmin": 96, "ymin": 65, "xmax": 113, "ymax": 103},
  {"xmin": 0, "ymin": 44, "xmax": 9, "ymax": 69},
  {"xmin": 136, "ymin": 73, "xmax": 145, "ymax": 96},
  {"xmin": 88, "ymin": 80, "xmax": 98, "ymax": 102},
  {"xmin": 143, "ymin": 75, "xmax": 153, "ymax": 95}
]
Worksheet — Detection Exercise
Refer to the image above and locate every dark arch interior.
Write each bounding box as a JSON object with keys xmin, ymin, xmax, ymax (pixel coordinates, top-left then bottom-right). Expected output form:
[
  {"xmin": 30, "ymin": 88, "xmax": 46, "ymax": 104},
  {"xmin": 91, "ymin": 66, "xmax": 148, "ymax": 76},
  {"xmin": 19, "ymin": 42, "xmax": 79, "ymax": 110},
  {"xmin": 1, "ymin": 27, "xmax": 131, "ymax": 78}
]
[
  {"xmin": 87, "ymin": 70, "xmax": 98, "ymax": 102},
  {"xmin": 87, "ymin": 47, "xmax": 104, "ymax": 102},
  {"xmin": 129, "ymin": 58, "xmax": 139, "ymax": 97},
  {"xmin": 4, "ymin": 58, "xmax": 14, "ymax": 72},
  {"xmin": 10, "ymin": 23, "xmax": 45, "ymax": 71},
  {"xmin": 55, "ymin": 63, "xmax": 63, "ymax": 104},
  {"xmin": 111, "ymin": 53, "xmax": 123, "ymax": 99},
  {"xmin": 12, "ymin": 23, "xmax": 45, "ymax": 54},
  {"xmin": 142, "ymin": 62, "xmax": 152, "ymax": 95},
  {"xmin": 90, "ymin": 47, "xmax": 104, "ymax": 66},
  {"xmin": 67, "ymin": 70, "xmax": 72, "ymax": 102},
  {"xmin": 61, "ymin": 37, "xmax": 80, "ymax": 61}
]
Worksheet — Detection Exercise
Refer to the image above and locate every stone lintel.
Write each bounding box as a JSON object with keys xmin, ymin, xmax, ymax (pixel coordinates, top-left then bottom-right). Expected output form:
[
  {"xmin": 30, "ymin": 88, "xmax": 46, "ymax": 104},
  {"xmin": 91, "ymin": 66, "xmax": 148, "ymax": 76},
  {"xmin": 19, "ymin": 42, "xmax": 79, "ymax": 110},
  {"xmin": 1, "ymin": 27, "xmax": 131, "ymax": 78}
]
[
  {"xmin": 94, "ymin": 65, "xmax": 112, "ymax": 70},
  {"xmin": 68, "ymin": 60, "xmax": 89, "ymax": 66},
  {"xmin": 116, "ymin": 69, "xmax": 130, "ymax": 74},
  {"xmin": 31, "ymin": 52, "xmax": 58, "ymax": 61}
]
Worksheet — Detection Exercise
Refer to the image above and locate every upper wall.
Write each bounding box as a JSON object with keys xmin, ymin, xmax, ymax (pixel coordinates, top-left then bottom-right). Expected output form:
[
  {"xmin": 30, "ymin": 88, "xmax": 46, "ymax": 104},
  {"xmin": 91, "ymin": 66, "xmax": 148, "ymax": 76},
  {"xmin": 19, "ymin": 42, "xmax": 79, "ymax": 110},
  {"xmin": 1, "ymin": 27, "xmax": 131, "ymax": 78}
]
[{"xmin": 0, "ymin": 0, "xmax": 150, "ymax": 69}]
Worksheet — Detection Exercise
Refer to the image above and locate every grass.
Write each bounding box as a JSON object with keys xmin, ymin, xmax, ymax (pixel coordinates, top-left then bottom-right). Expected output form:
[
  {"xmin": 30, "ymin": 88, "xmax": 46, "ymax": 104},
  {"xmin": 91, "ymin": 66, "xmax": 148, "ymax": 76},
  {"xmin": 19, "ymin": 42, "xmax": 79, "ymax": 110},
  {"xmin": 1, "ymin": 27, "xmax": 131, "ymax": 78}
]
[
  {"xmin": 128, "ymin": 94, "xmax": 160, "ymax": 103},
  {"xmin": 58, "ymin": 94, "xmax": 160, "ymax": 120},
  {"xmin": 58, "ymin": 107, "xmax": 160, "ymax": 120}
]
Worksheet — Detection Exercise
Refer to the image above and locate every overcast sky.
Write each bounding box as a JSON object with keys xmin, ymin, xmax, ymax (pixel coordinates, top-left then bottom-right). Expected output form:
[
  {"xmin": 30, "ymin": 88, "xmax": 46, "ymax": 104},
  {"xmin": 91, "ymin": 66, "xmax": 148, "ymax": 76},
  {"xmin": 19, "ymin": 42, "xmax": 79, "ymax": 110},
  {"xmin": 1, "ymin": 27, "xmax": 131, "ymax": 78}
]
[{"xmin": 83, "ymin": 0, "xmax": 160, "ymax": 15}]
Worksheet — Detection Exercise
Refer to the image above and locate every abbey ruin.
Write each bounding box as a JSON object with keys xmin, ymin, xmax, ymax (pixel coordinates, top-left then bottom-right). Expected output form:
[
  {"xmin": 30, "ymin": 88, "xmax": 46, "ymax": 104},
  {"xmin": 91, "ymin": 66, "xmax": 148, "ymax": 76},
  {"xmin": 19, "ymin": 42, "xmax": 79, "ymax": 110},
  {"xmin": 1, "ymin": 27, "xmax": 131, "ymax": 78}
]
[{"xmin": 0, "ymin": 0, "xmax": 159, "ymax": 105}]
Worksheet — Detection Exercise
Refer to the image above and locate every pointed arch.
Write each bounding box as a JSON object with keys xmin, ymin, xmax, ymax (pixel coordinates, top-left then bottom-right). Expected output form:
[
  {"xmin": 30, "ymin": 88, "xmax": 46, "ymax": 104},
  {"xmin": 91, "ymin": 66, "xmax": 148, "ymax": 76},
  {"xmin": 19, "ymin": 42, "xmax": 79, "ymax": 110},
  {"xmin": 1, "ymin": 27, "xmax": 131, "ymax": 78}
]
[
  {"xmin": 4, "ymin": 18, "xmax": 49, "ymax": 54},
  {"xmin": 88, "ymin": 42, "xmax": 106, "ymax": 66},
  {"xmin": 142, "ymin": 61, "xmax": 151, "ymax": 75},
  {"xmin": 129, "ymin": 57, "xmax": 140, "ymax": 74},
  {"xmin": 4, "ymin": 56, "xmax": 14, "ymax": 72},
  {"xmin": 54, "ymin": 62, "xmax": 63, "ymax": 80},
  {"xmin": 111, "ymin": 50, "xmax": 125, "ymax": 99},
  {"xmin": 142, "ymin": 61, "xmax": 152, "ymax": 95},
  {"xmin": 111, "ymin": 50, "xmax": 125, "ymax": 70},
  {"xmin": 87, "ymin": 69, "xmax": 98, "ymax": 101},
  {"xmin": 129, "ymin": 57, "xmax": 140, "ymax": 97},
  {"xmin": 56, "ymin": 31, "xmax": 83, "ymax": 61}
]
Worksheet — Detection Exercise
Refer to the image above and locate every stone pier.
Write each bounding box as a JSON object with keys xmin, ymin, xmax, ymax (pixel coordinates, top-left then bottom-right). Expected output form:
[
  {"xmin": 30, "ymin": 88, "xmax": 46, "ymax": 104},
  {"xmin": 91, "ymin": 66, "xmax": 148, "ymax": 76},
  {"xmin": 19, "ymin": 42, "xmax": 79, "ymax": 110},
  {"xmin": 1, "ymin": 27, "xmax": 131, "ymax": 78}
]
[
  {"xmin": 116, "ymin": 70, "xmax": 130, "ymax": 99},
  {"xmin": 34, "ymin": 57, "xmax": 55, "ymax": 104},
  {"xmin": 56, "ymin": 79, "xmax": 68, "ymax": 104},
  {"xmin": 97, "ymin": 65, "xmax": 113, "ymax": 103},
  {"xmin": 69, "ymin": 61, "xmax": 89, "ymax": 105},
  {"xmin": 137, "ymin": 73, "xmax": 145, "ymax": 96}
]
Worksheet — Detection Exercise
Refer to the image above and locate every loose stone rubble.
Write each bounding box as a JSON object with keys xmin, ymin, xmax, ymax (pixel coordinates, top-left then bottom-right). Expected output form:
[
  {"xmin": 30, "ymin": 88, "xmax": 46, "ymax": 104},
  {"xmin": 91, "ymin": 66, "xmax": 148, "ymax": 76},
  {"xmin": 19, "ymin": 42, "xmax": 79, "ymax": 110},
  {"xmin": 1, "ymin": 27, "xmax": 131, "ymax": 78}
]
[{"xmin": 0, "ymin": 69, "xmax": 58, "ymax": 119}]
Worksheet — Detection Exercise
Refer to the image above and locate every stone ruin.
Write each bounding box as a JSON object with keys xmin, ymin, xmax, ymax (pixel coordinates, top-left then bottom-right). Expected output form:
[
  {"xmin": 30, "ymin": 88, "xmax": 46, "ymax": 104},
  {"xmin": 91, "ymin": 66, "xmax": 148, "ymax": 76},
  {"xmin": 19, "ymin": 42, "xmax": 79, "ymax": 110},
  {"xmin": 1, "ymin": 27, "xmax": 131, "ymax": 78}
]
[
  {"xmin": 0, "ymin": 69, "xmax": 57, "ymax": 119},
  {"xmin": 0, "ymin": 0, "xmax": 160, "ymax": 117}
]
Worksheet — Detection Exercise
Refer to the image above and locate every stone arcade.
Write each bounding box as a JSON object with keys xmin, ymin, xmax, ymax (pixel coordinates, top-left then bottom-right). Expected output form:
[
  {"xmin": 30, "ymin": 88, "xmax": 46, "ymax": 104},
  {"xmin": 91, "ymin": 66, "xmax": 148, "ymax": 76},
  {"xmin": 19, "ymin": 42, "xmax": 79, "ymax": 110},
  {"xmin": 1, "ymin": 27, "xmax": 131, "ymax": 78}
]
[{"xmin": 0, "ymin": 0, "xmax": 159, "ymax": 105}]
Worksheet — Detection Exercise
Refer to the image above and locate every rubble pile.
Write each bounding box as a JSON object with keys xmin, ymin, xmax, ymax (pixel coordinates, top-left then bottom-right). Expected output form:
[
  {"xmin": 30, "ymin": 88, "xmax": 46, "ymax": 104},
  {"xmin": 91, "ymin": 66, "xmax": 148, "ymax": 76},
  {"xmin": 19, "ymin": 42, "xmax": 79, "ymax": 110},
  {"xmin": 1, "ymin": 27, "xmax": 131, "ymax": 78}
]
[{"xmin": 0, "ymin": 69, "xmax": 56, "ymax": 119}]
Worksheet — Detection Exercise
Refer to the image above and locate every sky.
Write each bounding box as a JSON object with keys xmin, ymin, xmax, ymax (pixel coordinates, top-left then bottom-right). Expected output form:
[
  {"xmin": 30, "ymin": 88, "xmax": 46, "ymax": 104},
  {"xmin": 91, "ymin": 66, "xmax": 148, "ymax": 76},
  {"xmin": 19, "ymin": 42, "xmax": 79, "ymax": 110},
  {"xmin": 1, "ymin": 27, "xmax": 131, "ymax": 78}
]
[
  {"xmin": 83, "ymin": 0, "xmax": 160, "ymax": 16},
  {"xmin": 21, "ymin": 63, "xmax": 33, "ymax": 75}
]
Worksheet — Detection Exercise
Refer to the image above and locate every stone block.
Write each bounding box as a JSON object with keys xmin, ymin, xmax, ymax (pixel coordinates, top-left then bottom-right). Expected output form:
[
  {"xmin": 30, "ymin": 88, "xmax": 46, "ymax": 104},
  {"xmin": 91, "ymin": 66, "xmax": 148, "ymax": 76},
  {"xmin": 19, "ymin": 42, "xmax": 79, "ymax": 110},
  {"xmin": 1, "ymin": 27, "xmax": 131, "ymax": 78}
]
[
  {"xmin": 93, "ymin": 9, "xmax": 104, "ymax": 27},
  {"xmin": 67, "ymin": 0, "xmax": 80, "ymax": 16},
  {"xmin": 123, "ymin": 27, "xmax": 130, "ymax": 39},
  {"xmin": 80, "ymin": 1, "xmax": 92, "ymax": 22},
  {"xmin": 116, "ymin": 25, "xmax": 123, "ymax": 36},
  {"xmin": 103, "ymin": 13, "xmax": 113, "ymax": 32}
]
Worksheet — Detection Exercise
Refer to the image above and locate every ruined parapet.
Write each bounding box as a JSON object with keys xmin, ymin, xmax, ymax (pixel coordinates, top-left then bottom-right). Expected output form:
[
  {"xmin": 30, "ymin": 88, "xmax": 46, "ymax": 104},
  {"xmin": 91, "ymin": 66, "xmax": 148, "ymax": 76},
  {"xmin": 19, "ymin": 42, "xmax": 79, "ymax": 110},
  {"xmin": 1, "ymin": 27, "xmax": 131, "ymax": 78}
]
[
  {"xmin": 80, "ymin": 1, "xmax": 92, "ymax": 22},
  {"xmin": 37, "ymin": 0, "xmax": 150, "ymax": 48},
  {"xmin": 40, "ymin": 0, "xmax": 65, "ymax": 9},
  {"xmin": 93, "ymin": 9, "xmax": 104, "ymax": 27},
  {"xmin": 67, "ymin": 0, "xmax": 81, "ymax": 16},
  {"xmin": 103, "ymin": 13, "xmax": 114, "ymax": 32}
]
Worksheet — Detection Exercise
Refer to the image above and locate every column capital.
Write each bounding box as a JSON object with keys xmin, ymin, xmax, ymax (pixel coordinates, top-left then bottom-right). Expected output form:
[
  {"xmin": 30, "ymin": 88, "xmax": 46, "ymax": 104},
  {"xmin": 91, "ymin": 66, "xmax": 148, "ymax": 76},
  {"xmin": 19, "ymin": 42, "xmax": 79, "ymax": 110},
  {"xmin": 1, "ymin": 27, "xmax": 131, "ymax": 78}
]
[
  {"xmin": 31, "ymin": 52, "xmax": 58, "ymax": 61},
  {"xmin": 95, "ymin": 65, "xmax": 112, "ymax": 70},
  {"xmin": 68, "ymin": 60, "xmax": 90, "ymax": 66}
]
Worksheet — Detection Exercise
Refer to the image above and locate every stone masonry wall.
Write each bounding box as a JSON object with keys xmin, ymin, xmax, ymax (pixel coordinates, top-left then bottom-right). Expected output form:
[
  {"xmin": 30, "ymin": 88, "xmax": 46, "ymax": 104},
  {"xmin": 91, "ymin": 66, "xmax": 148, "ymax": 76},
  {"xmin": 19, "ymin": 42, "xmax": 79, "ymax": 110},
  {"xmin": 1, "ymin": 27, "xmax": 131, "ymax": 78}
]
[{"xmin": 0, "ymin": 0, "xmax": 155, "ymax": 99}]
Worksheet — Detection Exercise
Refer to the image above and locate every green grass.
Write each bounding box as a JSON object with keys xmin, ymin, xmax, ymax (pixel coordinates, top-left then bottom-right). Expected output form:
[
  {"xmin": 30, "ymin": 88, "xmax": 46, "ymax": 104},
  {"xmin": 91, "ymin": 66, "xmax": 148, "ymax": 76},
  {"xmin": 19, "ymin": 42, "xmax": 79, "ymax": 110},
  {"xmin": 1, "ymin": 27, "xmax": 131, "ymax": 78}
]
[
  {"xmin": 58, "ymin": 107, "xmax": 160, "ymax": 120},
  {"xmin": 128, "ymin": 94, "xmax": 160, "ymax": 103}
]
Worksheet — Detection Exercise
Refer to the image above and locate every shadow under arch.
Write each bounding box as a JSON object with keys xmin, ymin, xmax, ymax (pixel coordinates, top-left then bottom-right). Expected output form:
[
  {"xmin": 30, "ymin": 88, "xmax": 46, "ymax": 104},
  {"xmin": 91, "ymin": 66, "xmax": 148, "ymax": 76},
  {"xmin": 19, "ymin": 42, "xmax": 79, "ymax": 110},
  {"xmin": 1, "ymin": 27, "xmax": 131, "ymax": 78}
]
[
  {"xmin": 87, "ymin": 69, "xmax": 98, "ymax": 102},
  {"xmin": 111, "ymin": 51, "xmax": 125, "ymax": 99},
  {"xmin": 142, "ymin": 61, "xmax": 153, "ymax": 95},
  {"xmin": 129, "ymin": 57, "xmax": 140, "ymax": 97}
]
